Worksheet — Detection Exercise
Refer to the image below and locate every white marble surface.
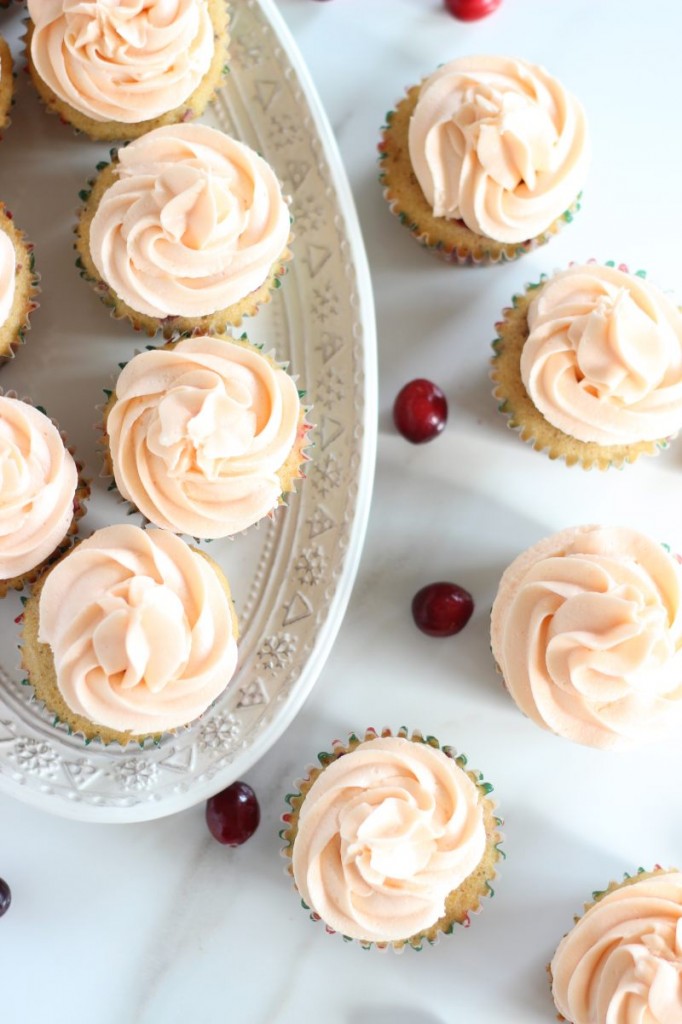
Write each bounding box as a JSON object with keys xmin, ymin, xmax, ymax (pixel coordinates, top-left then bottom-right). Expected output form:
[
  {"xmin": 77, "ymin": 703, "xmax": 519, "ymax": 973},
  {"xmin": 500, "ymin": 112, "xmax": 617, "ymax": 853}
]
[{"xmin": 3, "ymin": 2, "xmax": 682, "ymax": 1022}]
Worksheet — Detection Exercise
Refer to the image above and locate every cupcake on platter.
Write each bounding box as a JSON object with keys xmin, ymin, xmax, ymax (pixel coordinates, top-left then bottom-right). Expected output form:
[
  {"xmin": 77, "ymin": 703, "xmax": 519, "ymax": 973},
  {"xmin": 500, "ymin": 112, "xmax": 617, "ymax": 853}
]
[
  {"xmin": 491, "ymin": 263, "xmax": 682, "ymax": 468},
  {"xmin": 550, "ymin": 868, "xmax": 682, "ymax": 1024},
  {"xmin": 0, "ymin": 395, "xmax": 88, "ymax": 597},
  {"xmin": 25, "ymin": 0, "xmax": 230, "ymax": 141},
  {"xmin": 379, "ymin": 55, "xmax": 589, "ymax": 264},
  {"xmin": 490, "ymin": 525, "xmax": 682, "ymax": 751},
  {"xmin": 0, "ymin": 34, "xmax": 12, "ymax": 134},
  {"xmin": 21, "ymin": 524, "xmax": 239, "ymax": 745},
  {"xmin": 75, "ymin": 123, "xmax": 292, "ymax": 336},
  {"xmin": 0, "ymin": 204, "xmax": 39, "ymax": 363},
  {"xmin": 281, "ymin": 727, "xmax": 503, "ymax": 950},
  {"xmin": 103, "ymin": 334, "xmax": 310, "ymax": 538}
]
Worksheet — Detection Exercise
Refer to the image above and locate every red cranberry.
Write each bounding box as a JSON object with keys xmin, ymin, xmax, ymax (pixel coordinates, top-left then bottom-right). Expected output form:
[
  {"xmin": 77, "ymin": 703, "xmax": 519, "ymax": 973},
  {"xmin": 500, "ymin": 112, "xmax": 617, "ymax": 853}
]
[
  {"xmin": 0, "ymin": 878, "xmax": 11, "ymax": 918},
  {"xmin": 206, "ymin": 781, "xmax": 260, "ymax": 846},
  {"xmin": 444, "ymin": 0, "xmax": 502, "ymax": 20},
  {"xmin": 393, "ymin": 379, "xmax": 448, "ymax": 444},
  {"xmin": 412, "ymin": 582, "xmax": 474, "ymax": 637}
]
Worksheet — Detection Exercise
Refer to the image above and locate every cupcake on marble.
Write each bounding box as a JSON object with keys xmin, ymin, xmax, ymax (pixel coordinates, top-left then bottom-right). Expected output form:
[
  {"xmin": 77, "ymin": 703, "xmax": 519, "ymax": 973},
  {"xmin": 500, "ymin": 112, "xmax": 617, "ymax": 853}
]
[
  {"xmin": 0, "ymin": 395, "xmax": 88, "ymax": 597},
  {"xmin": 25, "ymin": 0, "xmax": 229, "ymax": 142},
  {"xmin": 550, "ymin": 868, "xmax": 682, "ymax": 1024},
  {"xmin": 75, "ymin": 124, "xmax": 292, "ymax": 336},
  {"xmin": 281, "ymin": 727, "xmax": 503, "ymax": 950},
  {"xmin": 490, "ymin": 525, "xmax": 682, "ymax": 750},
  {"xmin": 21, "ymin": 524, "xmax": 239, "ymax": 745},
  {"xmin": 378, "ymin": 55, "xmax": 589, "ymax": 264},
  {"xmin": 103, "ymin": 334, "xmax": 309, "ymax": 538},
  {"xmin": 491, "ymin": 263, "xmax": 682, "ymax": 468},
  {"xmin": 0, "ymin": 205, "xmax": 40, "ymax": 363}
]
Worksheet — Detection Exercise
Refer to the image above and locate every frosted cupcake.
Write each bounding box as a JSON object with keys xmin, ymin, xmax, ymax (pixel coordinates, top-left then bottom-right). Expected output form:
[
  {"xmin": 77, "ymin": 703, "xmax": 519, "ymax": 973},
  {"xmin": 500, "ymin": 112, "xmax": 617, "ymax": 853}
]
[
  {"xmin": 25, "ymin": 0, "xmax": 229, "ymax": 142},
  {"xmin": 76, "ymin": 124, "xmax": 291, "ymax": 336},
  {"xmin": 103, "ymin": 335, "xmax": 308, "ymax": 538},
  {"xmin": 379, "ymin": 55, "xmax": 589, "ymax": 264},
  {"xmin": 550, "ymin": 868, "xmax": 682, "ymax": 1024},
  {"xmin": 0, "ymin": 35, "xmax": 12, "ymax": 134},
  {"xmin": 0, "ymin": 206, "xmax": 40, "ymax": 363},
  {"xmin": 281, "ymin": 727, "xmax": 503, "ymax": 950},
  {"xmin": 0, "ymin": 396, "xmax": 87, "ymax": 597},
  {"xmin": 490, "ymin": 526, "xmax": 682, "ymax": 750},
  {"xmin": 491, "ymin": 263, "xmax": 682, "ymax": 468},
  {"xmin": 21, "ymin": 524, "xmax": 239, "ymax": 744}
]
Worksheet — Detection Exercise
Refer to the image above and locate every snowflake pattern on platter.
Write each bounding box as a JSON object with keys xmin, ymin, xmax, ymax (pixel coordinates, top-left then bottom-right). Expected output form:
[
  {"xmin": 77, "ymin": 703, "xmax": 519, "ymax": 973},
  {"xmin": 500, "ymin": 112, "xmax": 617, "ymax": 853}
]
[
  {"xmin": 112, "ymin": 759, "xmax": 159, "ymax": 791},
  {"xmin": 258, "ymin": 634, "xmax": 297, "ymax": 672},
  {"xmin": 295, "ymin": 547, "xmax": 326, "ymax": 587},
  {"xmin": 12, "ymin": 737, "xmax": 59, "ymax": 776},
  {"xmin": 199, "ymin": 714, "xmax": 242, "ymax": 752}
]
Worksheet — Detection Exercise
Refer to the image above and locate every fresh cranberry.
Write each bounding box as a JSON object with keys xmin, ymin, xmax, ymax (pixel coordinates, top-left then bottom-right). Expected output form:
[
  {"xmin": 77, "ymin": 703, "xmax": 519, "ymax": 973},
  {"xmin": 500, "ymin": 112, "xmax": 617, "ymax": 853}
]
[
  {"xmin": 393, "ymin": 379, "xmax": 448, "ymax": 444},
  {"xmin": 412, "ymin": 582, "xmax": 474, "ymax": 637},
  {"xmin": 444, "ymin": 0, "xmax": 502, "ymax": 20},
  {"xmin": 206, "ymin": 781, "xmax": 260, "ymax": 846},
  {"xmin": 0, "ymin": 878, "xmax": 11, "ymax": 918}
]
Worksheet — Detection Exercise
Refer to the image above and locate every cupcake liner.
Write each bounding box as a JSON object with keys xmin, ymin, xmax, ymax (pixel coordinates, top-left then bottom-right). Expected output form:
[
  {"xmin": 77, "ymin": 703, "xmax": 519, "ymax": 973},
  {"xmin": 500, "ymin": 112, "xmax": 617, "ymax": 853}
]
[
  {"xmin": 378, "ymin": 86, "xmax": 580, "ymax": 266},
  {"xmin": 99, "ymin": 333, "xmax": 313, "ymax": 539},
  {"xmin": 0, "ymin": 34, "xmax": 13, "ymax": 137},
  {"xmin": 0, "ymin": 203, "xmax": 40, "ymax": 365},
  {"xmin": 490, "ymin": 264, "xmax": 667, "ymax": 470},
  {"xmin": 280, "ymin": 726, "xmax": 504, "ymax": 952},
  {"xmin": 74, "ymin": 160, "xmax": 293, "ymax": 338},
  {"xmin": 0, "ymin": 391, "xmax": 90, "ymax": 598},
  {"xmin": 24, "ymin": 0, "xmax": 231, "ymax": 142}
]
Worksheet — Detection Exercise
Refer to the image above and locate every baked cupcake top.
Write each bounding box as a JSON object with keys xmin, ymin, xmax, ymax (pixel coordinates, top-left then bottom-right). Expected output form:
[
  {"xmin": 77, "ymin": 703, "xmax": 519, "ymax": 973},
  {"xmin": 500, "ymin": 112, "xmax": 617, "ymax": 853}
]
[
  {"xmin": 0, "ymin": 226, "xmax": 15, "ymax": 329},
  {"xmin": 0, "ymin": 396, "xmax": 78, "ymax": 580},
  {"xmin": 27, "ymin": 0, "xmax": 214, "ymax": 125},
  {"xmin": 521, "ymin": 264, "xmax": 682, "ymax": 445},
  {"xmin": 88, "ymin": 124, "xmax": 290, "ymax": 319},
  {"xmin": 408, "ymin": 55, "xmax": 589, "ymax": 243},
  {"xmin": 291, "ymin": 736, "xmax": 486, "ymax": 942},
  {"xmin": 106, "ymin": 336, "xmax": 301, "ymax": 538},
  {"xmin": 490, "ymin": 525, "xmax": 682, "ymax": 750},
  {"xmin": 37, "ymin": 524, "xmax": 238, "ymax": 734},
  {"xmin": 551, "ymin": 871, "xmax": 682, "ymax": 1024}
]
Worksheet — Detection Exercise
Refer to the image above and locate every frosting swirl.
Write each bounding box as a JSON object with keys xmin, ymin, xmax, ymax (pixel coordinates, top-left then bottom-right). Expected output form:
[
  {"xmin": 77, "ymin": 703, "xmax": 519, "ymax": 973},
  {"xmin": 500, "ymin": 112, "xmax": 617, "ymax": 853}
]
[
  {"xmin": 0, "ymin": 397, "xmax": 78, "ymax": 580},
  {"xmin": 107, "ymin": 336, "xmax": 300, "ymax": 538},
  {"xmin": 37, "ymin": 524, "xmax": 238, "ymax": 734},
  {"xmin": 521, "ymin": 265, "xmax": 682, "ymax": 445},
  {"xmin": 27, "ymin": 0, "xmax": 214, "ymax": 124},
  {"xmin": 408, "ymin": 55, "xmax": 589, "ymax": 243},
  {"xmin": 0, "ymin": 227, "xmax": 16, "ymax": 329},
  {"xmin": 551, "ymin": 872, "xmax": 682, "ymax": 1024},
  {"xmin": 490, "ymin": 526, "xmax": 682, "ymax": 750},
  {"xmin": 292, "ymin": 736, "xmax": 486, "ymax": 942},
  {"xmin": 89, "ymin": 124, "xmax": 291, "ymax": 318}
]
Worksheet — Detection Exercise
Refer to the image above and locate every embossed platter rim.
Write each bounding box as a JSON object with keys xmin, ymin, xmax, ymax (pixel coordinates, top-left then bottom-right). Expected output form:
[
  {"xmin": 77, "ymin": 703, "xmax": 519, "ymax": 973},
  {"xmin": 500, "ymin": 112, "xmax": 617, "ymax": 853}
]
[{"xmin": 0, "ymin": 0, "xmax": 376, "ymax": 821}]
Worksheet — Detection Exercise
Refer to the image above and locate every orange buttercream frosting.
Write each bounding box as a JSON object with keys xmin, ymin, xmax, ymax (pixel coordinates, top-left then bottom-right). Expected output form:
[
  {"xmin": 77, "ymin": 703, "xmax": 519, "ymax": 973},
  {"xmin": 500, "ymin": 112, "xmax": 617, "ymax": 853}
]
[
  {"xmin": 491, "ymin": 526, "xmax": 682, "ymax": 750},
  {"xmin": 408, "ymin": 55, "xmax": 589, "ymax": 244}
]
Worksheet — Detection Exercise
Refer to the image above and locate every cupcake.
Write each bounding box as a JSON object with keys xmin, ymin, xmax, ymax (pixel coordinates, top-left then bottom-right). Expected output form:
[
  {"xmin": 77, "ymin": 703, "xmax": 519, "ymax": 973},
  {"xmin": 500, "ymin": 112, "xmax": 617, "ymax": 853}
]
[
  {"xmin": 0, "ymin": 395, "xmax": 88, "ymax": 597},
  {"xmin": 490, "ymin": 525, "xmax": 682, "ymax": 750},
  {"xmin": 75, "ymin": 124, "xmax": 292, "ymax": 337},
  {"xmin": 20, "ymin": 524, "xmax": 239, "ymax": 745},
  {"xmin": 0, "ymin": 205, "xmax": 40, "ymax": 363},
  {"xmin": 0, "ymin": 34, "xmax": 12, "ymax": 134},
  {"xmin": 550, "ymin": 868, "xmax": 682, "ymax": 1024},
  {"xmin": 491, "ymin": 263, "xmax": 682, "ymax": 468},
  {"xmin": 25, "ymin": 0, "xmax": 229, "ymax": 142},
  {"xmin": 281, "ymin": 727, "xmax": 503, "ymax": 950},
  {"xmin": 103, "ymin": 334, "xmax": 309, "ymax": 538},
  {"xmin": 378, "ymin": 55, "xmax": 589, "ymax": 264}
]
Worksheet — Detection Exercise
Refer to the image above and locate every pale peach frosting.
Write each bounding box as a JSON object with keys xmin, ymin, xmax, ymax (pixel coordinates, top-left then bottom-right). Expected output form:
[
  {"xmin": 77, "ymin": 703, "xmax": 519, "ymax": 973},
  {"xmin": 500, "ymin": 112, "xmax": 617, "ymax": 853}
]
[
  {"xmin": 0, "ymin": 227, "xmax": 16, "ymax": 328},
  {"xmin": 107, "ymin": 336, "xmax": 300, "ymax": 538},
  {"xmin": 521, "ymin": 265, "xmax": 682, "ymax": 445},
  {"xmin": 37, "ymin": 524, "xmax": 238, "ymax": 734},
  {"xmin": 408, "ymin": 55, "xmax": 589, "ymax": 244},
  {"xmin": 27, "ymin": 0, "xmax": 214, "ymax": 124},
  {"xmin": 292, "ymin": 737, "xmax": 486, "ymax": 942},
  {"xmin": 552, "ymin": 872, "xmax": 682, "ymax": 1024},
  {"xmin": 0, "ymin": 397, "xmax": 78, "ymax": 581},
  {"xmin": 490, "ymin": 526, "xmax": 682, "ymax": 750},
  {"xmin": 89, "ymin": 124, "xmax": 291, "ymax": 319}
]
